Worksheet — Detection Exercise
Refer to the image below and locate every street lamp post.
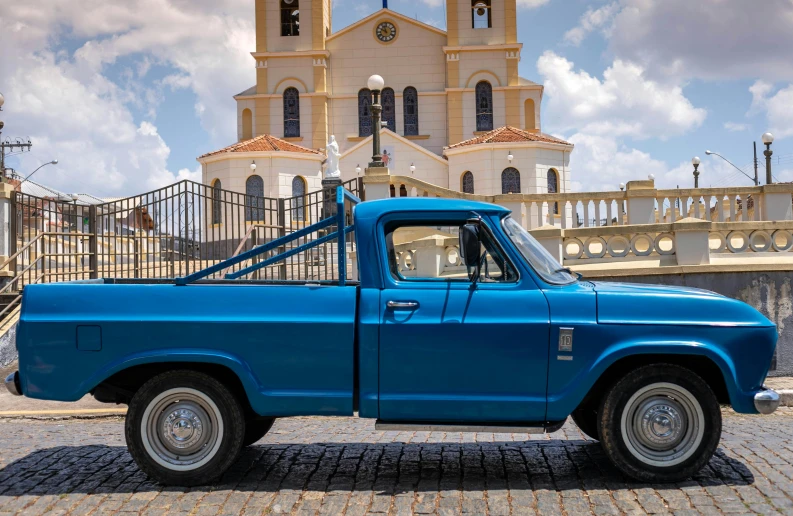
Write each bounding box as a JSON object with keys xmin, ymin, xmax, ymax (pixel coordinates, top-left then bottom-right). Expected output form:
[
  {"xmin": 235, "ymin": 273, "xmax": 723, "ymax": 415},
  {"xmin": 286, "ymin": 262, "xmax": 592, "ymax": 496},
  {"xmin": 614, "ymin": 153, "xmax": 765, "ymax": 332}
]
[
  {"xmin": 705, "ymin": 150, "xmax": 757, "ymax": 185},
  {"xmin": 692, "ymin": 156, "xmax": 701, "ymax": 188},
  {"xmin": 762, "ymin": 132, "xmax": 774, "ymax": 185},
  {"xmin": 367, "ymin": 75, "xmax": 385, "ymax": 168},
  {"xmin": 18, "ymin": 160, "xmax": 58, "ymax": 185}
]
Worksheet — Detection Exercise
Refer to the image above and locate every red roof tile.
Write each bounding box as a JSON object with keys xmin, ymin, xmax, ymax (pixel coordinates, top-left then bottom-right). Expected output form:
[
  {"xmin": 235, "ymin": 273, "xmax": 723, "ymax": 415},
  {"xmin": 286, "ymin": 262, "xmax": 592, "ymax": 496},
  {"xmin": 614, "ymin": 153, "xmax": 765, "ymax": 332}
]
[
  {"xmin": 199, "ymin": 134, "xmax": 323, "ymax": 158},
  {"xmin": 446, "ymin": 126, "xmax": 572, "ymax": 149}
]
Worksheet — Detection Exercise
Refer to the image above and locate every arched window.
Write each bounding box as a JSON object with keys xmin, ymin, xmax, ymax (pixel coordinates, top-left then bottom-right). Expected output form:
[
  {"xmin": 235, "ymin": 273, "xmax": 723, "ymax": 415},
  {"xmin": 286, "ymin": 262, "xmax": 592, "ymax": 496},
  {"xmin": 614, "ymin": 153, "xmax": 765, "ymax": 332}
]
[
  {"xmin": 292, "ymin": 176, "xmax": 306, "ymax": 222},
  {"xmin": 476, "ymin": 81, "xmax": 493, "ymax": 132},
  {"xmin": 547, "ymin": 168, "xmax": 559, "ymax": 214},
  {"xmin": 241, "ymin": 109, "xmax": 252, "ymax": 140},
  {"xmin": 462, "ymin": 171, "xmax": 474, "ymax": 194},
  {"xmin": 399, "ymin": 184, "xmax": 408, "ymax": 197},
  {"xmin": 245, "ymin": 175, "xmax": 265, "ymax": 222},
  {"xmin": 524, "ymin": 99, "xmax": 536, "ymax": 131},
  {"xmin": 501, "ymin": 168, "xmax": 521, "ymax": 194},
  {"xmin": 283, "ymin": 87, "xmax": 300, "ymax": 138},
  {"xmin": 358, "ymin": 89, "xmax": 372, "ymax": 137},
  {"xmin": 212, "ymin": 179, "xmax": 223, "ymax": 224},
  {"xmin": 381, "ymin": 88, "xmax": 396, "ymax": 132},
  {"xmin": 472, "ymin": 0, "xmax": 492, "ymax": 29},
  {"xmin": 389, "ymin": 184, "xmax": 396, "ymax": 198},
  {"xmin": 403, "ymin": 87, "xmax": 419, "ymax": 136},
  {"xmin": 281, "ymin": 0, "xmax": 299, "ymax": 37}
]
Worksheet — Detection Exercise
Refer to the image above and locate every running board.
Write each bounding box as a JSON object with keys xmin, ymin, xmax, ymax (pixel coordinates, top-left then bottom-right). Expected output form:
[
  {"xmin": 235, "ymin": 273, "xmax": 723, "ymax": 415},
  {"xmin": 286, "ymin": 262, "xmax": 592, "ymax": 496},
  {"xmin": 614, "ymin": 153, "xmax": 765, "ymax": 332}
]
[{"xmin": 375, "ymin": 419, "xmax": 566, "ymax": 434}]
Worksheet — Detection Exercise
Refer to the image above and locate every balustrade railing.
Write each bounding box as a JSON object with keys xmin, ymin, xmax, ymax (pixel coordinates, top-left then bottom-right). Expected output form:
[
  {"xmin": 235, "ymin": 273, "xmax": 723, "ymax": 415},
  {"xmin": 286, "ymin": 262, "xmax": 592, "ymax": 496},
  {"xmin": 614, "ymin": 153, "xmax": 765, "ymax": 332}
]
[
  {"xmin": 366, "ymin": 174, "xmax": 793, "ymax": 272},
  {"xmin": 378, "ymin": 175, "xmax": 792, "ymax": 230}
]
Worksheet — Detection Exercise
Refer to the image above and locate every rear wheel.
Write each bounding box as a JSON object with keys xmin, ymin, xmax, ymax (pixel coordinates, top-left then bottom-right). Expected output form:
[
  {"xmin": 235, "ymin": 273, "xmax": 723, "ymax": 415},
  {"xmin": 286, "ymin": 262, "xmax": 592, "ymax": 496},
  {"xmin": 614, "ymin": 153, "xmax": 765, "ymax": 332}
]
[
  {"xmin": 243, "ymin": 418, "xmax": 275, "ymax": 447},
  {"xmin": 599, "ymin": 364, "xmax": 721, "ymax": 483},
  {"xmin": 125, "ymin": 370, "xmax": 246, "ymax": 486}
]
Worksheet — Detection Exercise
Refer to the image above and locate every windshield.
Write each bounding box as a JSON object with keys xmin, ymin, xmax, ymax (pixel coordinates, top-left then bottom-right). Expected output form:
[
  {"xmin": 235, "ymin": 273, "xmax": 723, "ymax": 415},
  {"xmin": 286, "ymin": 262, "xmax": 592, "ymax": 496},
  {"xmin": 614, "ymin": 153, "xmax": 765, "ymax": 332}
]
[{"xmin": 501, "ymin": 216, "xmax": 577, "ymax": 285}]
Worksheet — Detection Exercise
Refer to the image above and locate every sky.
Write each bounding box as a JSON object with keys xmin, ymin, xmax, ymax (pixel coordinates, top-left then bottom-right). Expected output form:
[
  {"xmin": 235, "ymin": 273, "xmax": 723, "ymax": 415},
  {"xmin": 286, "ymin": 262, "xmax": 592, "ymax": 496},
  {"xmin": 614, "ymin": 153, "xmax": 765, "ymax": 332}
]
[{"xmin": 2, "ymin": 0, "xmax": 793, "ymax": 196}]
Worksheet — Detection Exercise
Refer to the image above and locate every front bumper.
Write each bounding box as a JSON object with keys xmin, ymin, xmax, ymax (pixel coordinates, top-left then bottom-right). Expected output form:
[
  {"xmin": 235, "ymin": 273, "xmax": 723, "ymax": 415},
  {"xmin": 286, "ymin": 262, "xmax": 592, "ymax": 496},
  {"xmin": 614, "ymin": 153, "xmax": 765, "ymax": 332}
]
[
  {"xmin": 4, "ymin": 372, "xmax": 21, "ymax": 396},
  {"xmin": 754, "ymin": 387, "xmax": 780, "ymax": 415}
]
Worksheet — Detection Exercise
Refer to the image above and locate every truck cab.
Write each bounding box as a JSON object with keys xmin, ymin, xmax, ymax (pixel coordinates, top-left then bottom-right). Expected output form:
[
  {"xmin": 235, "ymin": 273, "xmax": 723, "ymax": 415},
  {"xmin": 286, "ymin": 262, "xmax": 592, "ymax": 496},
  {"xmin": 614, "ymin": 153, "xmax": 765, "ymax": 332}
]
[{"xmin": 6, "ymin": 193, "xmax": 781, "ymax": 486}]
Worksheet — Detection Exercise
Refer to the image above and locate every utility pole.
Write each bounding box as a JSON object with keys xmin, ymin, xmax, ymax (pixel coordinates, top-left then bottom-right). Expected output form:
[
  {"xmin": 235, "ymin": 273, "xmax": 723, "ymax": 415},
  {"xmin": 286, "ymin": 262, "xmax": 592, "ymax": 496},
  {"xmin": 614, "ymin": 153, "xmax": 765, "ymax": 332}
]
[
  {"xmin": 753, "ymin": 142, "xmax": 759, "ymax": 186},
  {"xmin": 0, "ymin": 93, "xmax": 33, "ymax": 182}
]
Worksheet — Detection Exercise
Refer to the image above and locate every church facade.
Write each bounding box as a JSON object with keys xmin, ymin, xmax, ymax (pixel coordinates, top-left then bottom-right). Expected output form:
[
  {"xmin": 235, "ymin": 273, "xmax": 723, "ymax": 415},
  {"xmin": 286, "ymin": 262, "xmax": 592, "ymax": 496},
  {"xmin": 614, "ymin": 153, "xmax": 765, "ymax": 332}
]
[{"xmin": 199, "ymin": 0, "xmax": 573, "ymax": 202}]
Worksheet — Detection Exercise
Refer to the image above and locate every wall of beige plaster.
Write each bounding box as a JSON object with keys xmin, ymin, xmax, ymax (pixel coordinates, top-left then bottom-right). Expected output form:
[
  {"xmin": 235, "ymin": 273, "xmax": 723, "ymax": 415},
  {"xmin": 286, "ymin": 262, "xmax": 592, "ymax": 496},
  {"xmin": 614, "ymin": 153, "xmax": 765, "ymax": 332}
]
[{"xmin": 326, "ymin": 16, "xmax": 447, "ymax": 95}]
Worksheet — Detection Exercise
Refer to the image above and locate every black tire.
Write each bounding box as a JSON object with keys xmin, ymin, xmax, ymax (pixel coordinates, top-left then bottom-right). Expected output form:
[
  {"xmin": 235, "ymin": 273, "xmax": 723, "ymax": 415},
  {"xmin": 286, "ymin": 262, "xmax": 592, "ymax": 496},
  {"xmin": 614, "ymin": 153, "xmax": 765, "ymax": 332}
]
[
  {"xmin": 599, "ymin": 364, "xmax": 721, "ymax": 483},
  {"xmin": 125, "ymin": 370, "xmax": 246, "ymax": 486},
  {"xmin": 571, "ymin": 400, "xmax": 599, "ymax": 441},
  {"xmin": 243, "ymin": 418, "xmax": 275, "ymax": 447}
]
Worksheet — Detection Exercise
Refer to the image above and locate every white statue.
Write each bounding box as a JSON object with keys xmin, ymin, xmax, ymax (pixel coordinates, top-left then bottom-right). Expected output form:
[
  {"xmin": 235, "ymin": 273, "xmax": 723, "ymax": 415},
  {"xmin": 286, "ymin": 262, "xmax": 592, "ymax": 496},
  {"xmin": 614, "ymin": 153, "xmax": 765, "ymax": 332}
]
[{"xmin": 325, "ymin": 135, "xmax": 341, "ymax": 178}]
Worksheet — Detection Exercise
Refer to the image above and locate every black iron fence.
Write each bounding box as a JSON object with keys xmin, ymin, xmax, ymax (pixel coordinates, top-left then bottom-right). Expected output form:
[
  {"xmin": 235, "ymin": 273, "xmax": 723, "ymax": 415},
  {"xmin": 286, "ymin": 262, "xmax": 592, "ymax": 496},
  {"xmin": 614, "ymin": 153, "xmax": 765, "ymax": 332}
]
[{"xmin": 7, "ymin": 178, "xmax": 363, "ymax": 292}]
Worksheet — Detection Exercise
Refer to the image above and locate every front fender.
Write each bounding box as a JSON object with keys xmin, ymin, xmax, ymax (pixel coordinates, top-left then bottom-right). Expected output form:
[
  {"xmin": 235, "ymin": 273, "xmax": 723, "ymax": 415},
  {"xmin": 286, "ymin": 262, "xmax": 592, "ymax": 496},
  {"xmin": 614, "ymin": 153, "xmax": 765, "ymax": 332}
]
[{"xmin": 546, "ymin": 325, "xmax": 775, "ymax": 420}]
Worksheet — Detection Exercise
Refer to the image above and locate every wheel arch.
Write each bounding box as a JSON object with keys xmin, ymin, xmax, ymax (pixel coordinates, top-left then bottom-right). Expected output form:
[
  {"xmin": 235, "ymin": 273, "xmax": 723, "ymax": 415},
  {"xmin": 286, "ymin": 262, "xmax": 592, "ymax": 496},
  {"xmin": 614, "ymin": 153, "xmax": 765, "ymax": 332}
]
[
  {"xmin": 86, "ymin": 351, "xmax": 259, "ymax": 416},
  {"xmin": 583, "ymin": 353, "xmax": 729, "ymax": 408},
  {"xmin": 549, "ymin": 343, "xmax": 739, "ymax": 420}
]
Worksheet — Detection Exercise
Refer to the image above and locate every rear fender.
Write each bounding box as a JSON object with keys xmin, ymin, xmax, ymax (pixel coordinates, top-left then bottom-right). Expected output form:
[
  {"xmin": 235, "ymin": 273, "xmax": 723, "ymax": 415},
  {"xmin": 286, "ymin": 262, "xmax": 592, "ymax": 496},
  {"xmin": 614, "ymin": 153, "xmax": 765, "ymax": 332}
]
[{"xmin": 76, "ymin": 349, "xmax": 260, "ymax": 406}]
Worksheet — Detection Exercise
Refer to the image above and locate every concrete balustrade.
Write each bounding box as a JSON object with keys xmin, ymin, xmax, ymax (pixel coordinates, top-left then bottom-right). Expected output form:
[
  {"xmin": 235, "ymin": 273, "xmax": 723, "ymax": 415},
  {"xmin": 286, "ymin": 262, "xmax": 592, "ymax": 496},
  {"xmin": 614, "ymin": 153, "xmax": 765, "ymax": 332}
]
[{"xmin": 364, "ymin": 171, "xmax": 793, "ymax": 228}]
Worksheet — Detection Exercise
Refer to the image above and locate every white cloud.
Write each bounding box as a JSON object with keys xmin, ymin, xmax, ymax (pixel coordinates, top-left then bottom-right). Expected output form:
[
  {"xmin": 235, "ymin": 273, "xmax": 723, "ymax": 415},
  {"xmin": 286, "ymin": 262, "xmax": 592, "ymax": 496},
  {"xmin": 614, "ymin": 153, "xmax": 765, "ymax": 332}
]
[
  {"xmin": 724, "ymin": 122, "xmax": 750, "ymax": 132},
  {"xmin": 0, "ymin": 0, "xmax": 253, "ymax": 196},
  {"xmin": 747, "ymin": 81, "xmax": 793, "ymax": 139},
  {"xmin": 517, "ymin": 0, "xmax": 550, "ymax": 8},
  {"xmin": 568, "ymin": 134, "xmax": 742, "ymax": 192},
  {"xmin": 538, "ymin": 51, "xmax": 709, "ymax": 192},
  {"xmin": 607, "ymin": 0, "xmax": 793, "ymax": 81},
  {"xmin": 537, "ymin": 51, "xmax": 706, "ymax": 140},
  {"xmin": 564, "ymin": 2, "xmax": 619, "ymax": 46}
]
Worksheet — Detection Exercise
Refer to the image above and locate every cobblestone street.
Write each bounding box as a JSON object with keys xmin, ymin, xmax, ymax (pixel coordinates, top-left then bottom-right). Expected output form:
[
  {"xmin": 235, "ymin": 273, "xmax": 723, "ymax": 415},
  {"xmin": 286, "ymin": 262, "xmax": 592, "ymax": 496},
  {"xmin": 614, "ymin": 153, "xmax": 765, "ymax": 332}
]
[{"xmin": 1, "ymin": 410, "xmax": 792, "ymax": 515}]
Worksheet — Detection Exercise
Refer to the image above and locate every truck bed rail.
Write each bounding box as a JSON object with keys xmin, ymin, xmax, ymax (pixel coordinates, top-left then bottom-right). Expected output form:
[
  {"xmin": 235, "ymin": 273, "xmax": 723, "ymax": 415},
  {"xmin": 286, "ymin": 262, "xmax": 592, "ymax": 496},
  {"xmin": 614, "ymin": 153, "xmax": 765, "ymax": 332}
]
[{"xmin": 176, "ymin": 187, "xmax": 360, "ymax": 286}]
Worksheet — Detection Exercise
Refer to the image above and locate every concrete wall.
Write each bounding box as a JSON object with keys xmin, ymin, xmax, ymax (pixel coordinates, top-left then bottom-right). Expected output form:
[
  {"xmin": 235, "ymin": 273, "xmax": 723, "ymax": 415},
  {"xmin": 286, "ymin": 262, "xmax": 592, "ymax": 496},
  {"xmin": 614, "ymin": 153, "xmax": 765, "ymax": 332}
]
[{"xmin": 590, "ymin": 271, "xmax": 793, "ymax": 376}]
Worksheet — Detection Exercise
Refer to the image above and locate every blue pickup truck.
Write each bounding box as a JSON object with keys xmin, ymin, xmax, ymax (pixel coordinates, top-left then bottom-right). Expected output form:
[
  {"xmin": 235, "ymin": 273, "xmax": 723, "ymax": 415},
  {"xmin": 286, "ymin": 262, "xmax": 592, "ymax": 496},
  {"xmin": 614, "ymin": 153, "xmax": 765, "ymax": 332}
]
[{"xmin": 5, "ymin": 190, "xmax": 781, "ymax": 486}]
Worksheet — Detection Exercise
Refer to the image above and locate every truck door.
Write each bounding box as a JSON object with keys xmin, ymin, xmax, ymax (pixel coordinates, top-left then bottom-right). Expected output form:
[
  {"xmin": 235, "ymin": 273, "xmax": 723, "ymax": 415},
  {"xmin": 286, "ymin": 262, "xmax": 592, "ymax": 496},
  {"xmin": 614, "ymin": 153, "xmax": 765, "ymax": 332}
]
[{"xmin": 378, "ymin": 216, "xmax": 550, "ymax": 423}]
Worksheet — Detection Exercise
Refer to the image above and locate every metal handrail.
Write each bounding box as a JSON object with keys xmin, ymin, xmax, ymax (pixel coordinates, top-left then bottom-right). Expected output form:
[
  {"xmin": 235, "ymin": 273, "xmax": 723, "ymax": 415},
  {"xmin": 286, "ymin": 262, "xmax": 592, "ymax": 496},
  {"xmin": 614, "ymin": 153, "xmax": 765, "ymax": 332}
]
[
  {"xmin": 0, "ymin": 295, "xmax": 22, "ymax": 321},
  {"xmin": 0, "ymin": 255, "xmax": 45, "ymax": 295},
  {"xmin": 0, "ymin": 232, "xmax": 47, "ymax": 271},
  {"xmin": 0, "ymin": 231, "xmax": 94, "ymax": 271},
  {"xmin": 232, "ymin": 223, "xmax": 283, "ymax": 258}
]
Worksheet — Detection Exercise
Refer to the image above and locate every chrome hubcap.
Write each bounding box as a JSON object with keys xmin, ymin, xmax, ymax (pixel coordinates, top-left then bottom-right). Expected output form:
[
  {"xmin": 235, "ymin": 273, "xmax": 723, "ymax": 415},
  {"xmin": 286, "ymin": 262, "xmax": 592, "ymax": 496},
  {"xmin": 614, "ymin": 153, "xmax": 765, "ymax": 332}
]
[
  {"xmin": 620, "ymin": 383, "xmax": 705, "ymax": 467},
  {"xmin": 141, "ymin": 388, "xmax": 224, "ymax": 471}
]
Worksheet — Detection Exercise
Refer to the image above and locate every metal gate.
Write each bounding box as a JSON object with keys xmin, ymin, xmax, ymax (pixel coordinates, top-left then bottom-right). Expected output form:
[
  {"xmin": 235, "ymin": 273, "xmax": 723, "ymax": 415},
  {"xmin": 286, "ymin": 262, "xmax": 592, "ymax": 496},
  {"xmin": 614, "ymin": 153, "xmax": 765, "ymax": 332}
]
[{"xmin": 6, "ymin": 177, "xmax": 363, "ymax": 292}]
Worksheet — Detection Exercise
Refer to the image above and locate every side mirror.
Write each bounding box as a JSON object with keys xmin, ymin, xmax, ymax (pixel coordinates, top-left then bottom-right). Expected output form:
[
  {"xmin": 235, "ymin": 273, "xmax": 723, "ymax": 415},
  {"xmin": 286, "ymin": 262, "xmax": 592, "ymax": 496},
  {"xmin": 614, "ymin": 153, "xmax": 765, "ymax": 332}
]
[{"xmin": 459, "ymin": 223, "xmax": 481, "ymax": 267}]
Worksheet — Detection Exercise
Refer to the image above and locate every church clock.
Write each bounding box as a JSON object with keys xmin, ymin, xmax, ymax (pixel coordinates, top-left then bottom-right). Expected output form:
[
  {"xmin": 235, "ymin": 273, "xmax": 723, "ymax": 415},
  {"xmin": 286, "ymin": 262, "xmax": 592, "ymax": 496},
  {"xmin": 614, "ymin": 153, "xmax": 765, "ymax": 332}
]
[{"xmin": 375, "ymin": 21, "xmax": 397, "ymax": 43}]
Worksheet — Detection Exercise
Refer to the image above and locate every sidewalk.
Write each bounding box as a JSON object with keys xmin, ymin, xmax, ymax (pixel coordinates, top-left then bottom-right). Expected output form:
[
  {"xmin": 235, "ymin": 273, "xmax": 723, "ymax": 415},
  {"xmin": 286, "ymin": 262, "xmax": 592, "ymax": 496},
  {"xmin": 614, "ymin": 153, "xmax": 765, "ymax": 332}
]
[
  {"xmin": 0, "ymin": 388, "xmax": 126, "ymax": 418},
  {"xmin": 768, "ymin": 376, "xmax": 793, "ymax": 406},
  {"xmin": 1, "ymin": 376, "xmax": 791, "ymax": 419}
]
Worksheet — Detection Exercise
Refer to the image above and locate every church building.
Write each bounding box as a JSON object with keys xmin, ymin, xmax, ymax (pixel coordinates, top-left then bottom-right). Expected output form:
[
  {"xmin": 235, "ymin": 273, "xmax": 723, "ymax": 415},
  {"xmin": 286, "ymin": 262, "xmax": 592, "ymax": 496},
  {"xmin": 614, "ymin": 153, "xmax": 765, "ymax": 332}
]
[{"xmin": 199, "ymin": 0, "xmax": 573, "ymax": 201}]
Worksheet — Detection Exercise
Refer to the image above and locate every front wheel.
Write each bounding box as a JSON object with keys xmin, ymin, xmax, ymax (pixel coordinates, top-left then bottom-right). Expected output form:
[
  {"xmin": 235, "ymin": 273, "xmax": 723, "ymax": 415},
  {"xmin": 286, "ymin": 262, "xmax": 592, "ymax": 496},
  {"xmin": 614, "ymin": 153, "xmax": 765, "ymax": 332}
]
[
  {"xmin": 125, "ymin": 370, "xmax": 246, "ymax": 486},
  {"xmin": 599, "ymin": 364, "xmax": 721, "ymax": 483}
]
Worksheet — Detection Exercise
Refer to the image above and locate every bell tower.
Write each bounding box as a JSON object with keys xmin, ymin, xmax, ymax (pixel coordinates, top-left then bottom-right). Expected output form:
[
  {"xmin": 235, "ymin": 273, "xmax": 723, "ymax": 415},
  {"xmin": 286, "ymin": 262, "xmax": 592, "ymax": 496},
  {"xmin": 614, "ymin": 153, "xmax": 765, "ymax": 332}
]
[
  {"xmin": 254, "ymin": 0, "xmax": 331, "ymax": 54},
  {"xmin": 446, "ymin": 0, "xmax": 517, "ymax": 46},
  {"xmin": 247, "ymin": 0, "xmax": 331, "ymax": 149}
]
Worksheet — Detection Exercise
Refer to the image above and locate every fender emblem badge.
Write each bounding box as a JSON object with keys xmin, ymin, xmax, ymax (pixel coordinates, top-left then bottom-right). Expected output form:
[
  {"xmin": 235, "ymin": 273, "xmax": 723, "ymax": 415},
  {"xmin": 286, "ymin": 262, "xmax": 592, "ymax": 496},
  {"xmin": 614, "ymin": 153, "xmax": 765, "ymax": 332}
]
[{"xmin": 558, "ymin": 328, "xmax": 574, "ymax": 352}]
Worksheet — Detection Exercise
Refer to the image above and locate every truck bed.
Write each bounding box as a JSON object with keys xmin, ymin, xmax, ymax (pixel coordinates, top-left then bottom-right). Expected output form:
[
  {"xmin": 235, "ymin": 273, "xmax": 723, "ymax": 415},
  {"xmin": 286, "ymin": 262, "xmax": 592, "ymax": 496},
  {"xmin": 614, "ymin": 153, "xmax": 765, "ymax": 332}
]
[{"xmin": 17, "ymin": 281, "xmax": 359, "ymax": 417}]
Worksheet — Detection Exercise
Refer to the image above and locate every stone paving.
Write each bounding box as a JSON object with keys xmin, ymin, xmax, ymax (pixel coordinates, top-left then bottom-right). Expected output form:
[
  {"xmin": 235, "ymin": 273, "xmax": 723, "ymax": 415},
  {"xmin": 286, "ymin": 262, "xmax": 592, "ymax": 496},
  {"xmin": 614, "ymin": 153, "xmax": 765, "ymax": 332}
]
[{"xmin": 1, "ymin": 410, "xmax": 793, "ymax": 515}]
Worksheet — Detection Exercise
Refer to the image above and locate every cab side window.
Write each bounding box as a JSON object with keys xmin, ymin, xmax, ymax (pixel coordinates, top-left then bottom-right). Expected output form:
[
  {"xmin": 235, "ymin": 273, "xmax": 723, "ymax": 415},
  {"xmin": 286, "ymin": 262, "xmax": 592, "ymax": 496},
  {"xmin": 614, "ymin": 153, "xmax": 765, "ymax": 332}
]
[{"xmin": 385, "ymin": 222, "xmax": 517, "ymax": 282}]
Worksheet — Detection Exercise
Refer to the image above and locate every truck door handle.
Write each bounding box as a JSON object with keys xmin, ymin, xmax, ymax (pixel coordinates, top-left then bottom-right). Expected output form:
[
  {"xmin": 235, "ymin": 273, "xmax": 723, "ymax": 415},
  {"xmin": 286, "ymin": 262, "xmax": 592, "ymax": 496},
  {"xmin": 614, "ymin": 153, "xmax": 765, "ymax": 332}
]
[{"xmin": 387, "ymin": 301, "xmax": 419, "ymax": 310}]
